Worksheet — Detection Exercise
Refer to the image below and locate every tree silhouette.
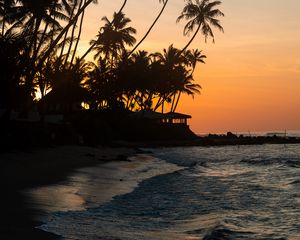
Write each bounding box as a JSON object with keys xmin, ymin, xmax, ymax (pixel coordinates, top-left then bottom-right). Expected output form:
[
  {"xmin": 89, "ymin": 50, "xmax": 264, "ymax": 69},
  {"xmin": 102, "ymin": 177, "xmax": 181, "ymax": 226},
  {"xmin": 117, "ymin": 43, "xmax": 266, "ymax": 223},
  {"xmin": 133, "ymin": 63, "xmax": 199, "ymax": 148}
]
[
  {"xmin": 177, "ymin": 0, "xmax": 224, "ymax": 53},
  {"xmin": 152, "ymin": 45, "xmax": 202, "ymax": 113},
  {"xmin": 84, "ymin": 58, "xmax": 114, "ymax": 110},
  {"xmin": 0, "ymin": 31, "xmax": 28, "ymax": 113},
  {"xmin": 91, "ymin": 12, "xmax": 136, "ymax": 68},
  {"xmin": 79, "ymin": 0, "xmax": 127, "ymax": 61},
  {"xmin": 0, "ymin": 0, "xmax": 216, "ymax": 120}
]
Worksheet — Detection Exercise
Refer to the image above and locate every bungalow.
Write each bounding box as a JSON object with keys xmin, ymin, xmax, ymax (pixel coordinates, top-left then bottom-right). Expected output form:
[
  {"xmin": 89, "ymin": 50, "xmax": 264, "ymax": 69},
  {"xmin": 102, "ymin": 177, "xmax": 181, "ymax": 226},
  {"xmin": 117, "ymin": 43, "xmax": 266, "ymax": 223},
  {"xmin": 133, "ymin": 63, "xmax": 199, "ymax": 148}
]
[{"xmin": 130, "ymin": 110, "xmax": 191, "ymax": 125}]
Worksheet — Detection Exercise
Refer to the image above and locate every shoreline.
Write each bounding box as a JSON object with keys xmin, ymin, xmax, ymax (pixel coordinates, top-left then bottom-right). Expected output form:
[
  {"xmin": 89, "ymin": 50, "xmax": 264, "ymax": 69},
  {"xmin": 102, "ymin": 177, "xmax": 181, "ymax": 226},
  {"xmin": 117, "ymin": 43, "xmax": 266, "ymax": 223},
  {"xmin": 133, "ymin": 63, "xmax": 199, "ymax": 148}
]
[
  {"xmin": 1, "ymin": 139, "xmax": 300, "ymax": 239},
  {"xmin": 0, "ymin": 145, "xmax": 138, "ymax": 239}
]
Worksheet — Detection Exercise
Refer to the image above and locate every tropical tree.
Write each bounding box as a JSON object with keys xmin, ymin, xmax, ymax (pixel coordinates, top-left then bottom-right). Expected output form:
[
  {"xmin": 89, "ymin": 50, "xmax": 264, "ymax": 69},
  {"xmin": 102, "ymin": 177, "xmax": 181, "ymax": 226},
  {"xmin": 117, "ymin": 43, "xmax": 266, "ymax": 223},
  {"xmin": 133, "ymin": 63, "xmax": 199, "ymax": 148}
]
[
  {"xmin": 12, "ymin": 0, "xmax": 68, "ymax": 55},
  {"xmin": 5, "ymin": 0, "xmax": 99, "ymax": 109},
  {"xmin": 151, "ymin": 45, "xmax": 202, "ymax": 113},
  {"xmin": 115, "ymin": 50, "xmax": 153, "ymax": 111},
  {"xmin": 36, "ymin": 0, "xmax": 98, "ymax": 70},
  {"xmin": 59, "ymin": 0, "xmax": 78, "ymax": 60},
  {"xmin": 185, "ymin": 48, "xmax": 206, "ymax": 74},
  {"xmin": 79, "ymin": 0, "xmax": 127, "ymax": 61},
  {"xmin": 5, "ymin": 0, "xmax": 70, "ymax": 107},
  {"xmin": 69, "ymin": 0, "xmax": 86, "ymax": 65},
  {"xmin": 152, "ymin": 45, "xmax": 186, "ymax": 112},
  {"xmin": 177, "ymin": 0, "xmax": 224, "ymax": 53},
  {"xmin": 84, "ymin": 58, "xmax": 114, "ymax": 110},
  {"xmin": 0, "ymin": 31, "xmax": 27, "ymax": 112},
  {"xmin": 91, "ymin": 12, "xmax": 136, "ymax": 67},
  {"xmin": 171, "ymin": 70, "xmax": 201, "ymax": 112}
]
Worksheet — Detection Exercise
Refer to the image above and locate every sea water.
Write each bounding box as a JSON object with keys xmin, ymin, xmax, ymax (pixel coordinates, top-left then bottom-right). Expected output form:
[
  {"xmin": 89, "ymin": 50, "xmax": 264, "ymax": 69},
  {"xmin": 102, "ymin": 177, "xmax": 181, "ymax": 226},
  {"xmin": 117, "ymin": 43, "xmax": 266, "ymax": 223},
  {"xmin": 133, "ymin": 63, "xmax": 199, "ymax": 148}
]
[{"xmin": 34, "ymin": 144, "xmax": 300, "ymax": 240}]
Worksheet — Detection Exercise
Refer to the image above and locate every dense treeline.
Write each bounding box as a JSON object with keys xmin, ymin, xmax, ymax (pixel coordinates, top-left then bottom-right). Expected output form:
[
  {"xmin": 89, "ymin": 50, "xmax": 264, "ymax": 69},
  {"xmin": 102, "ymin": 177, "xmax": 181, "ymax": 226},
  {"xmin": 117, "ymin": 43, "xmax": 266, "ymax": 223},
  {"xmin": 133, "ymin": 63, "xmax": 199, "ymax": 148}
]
[{"xmin": 0, "ymin": 0, "xmax": 224, "ymax": 116}]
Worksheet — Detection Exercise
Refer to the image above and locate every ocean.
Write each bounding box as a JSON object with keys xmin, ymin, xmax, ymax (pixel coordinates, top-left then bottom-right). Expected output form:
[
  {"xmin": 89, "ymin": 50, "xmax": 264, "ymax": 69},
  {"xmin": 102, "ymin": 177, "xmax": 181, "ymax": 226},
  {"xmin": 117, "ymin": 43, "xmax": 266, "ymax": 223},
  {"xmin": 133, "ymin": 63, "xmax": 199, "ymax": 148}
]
[{"xmin": 27, "ymin": 144, "xmax": 300, "ymax": 240}]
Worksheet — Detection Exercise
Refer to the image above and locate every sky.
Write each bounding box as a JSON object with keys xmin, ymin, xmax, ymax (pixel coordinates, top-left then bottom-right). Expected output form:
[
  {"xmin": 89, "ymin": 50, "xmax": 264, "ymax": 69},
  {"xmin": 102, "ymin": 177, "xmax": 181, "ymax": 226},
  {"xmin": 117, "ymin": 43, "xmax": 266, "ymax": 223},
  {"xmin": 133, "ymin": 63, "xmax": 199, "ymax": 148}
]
[{"xmin": 78, "ymin": 0, "xmax": 300, "ymax": 134}]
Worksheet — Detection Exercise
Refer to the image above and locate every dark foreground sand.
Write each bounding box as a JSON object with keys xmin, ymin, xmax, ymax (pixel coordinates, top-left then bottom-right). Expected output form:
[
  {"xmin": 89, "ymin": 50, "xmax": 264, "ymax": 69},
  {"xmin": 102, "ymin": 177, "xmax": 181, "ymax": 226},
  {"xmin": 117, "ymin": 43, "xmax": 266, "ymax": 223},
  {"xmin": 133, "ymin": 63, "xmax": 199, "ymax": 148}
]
[{"xmin": 0, "ymin": 145, "xmax": 136, "ymax": 239}]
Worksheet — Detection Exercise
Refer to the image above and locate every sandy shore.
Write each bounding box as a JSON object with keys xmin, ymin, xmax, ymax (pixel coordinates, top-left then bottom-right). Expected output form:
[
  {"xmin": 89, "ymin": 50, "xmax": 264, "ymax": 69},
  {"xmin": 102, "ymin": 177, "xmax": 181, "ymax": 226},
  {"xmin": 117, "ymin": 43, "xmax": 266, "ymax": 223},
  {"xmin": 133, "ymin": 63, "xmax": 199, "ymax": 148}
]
[{"xmin": 0, "ymin": 145, "xmax": 137, "ymax": 239}]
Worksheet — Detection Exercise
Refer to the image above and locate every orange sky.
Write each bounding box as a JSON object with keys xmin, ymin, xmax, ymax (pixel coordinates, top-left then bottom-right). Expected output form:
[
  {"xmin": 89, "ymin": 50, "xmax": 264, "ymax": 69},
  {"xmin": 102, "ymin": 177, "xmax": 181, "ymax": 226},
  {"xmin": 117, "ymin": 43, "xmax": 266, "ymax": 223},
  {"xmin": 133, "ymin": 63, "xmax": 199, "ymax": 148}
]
[{"xmin": 78, "ymin": 0, "xmax": 300, "ymax": 134}]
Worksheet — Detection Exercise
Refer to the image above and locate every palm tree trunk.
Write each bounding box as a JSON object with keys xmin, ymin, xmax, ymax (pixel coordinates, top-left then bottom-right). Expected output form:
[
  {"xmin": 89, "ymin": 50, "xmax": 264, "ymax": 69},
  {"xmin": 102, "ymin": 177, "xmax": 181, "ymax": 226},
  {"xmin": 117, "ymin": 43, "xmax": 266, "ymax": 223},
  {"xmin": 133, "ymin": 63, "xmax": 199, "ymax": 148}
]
[
  {"xmin": 24, "ymin": 18, "xmax": 42, "ymax": 101},
  {"xmin": 38, "ymin": 0, "xmax": 96, "ymax": 69},
  {"xmin": 1, "ymin": 16, "xmax": 5, "ymax": 36},
  {"xmin": 154, "ymin": 96, "xmax": 161, "ymax": 111},
  {"xmin": 70, "ymin": 0, "xmax": 86, "ymax": 65},
  {"xmin": 79, "ymin": 41, "xmax": 95, "ymax": 61},
  {"xmin": 170, "ymin": 92, "xmax": 177, "ymax": 112},
  {"xmin": 64, "ymin": 0, "xmax": 83, "ymax": 67},
  {"xmin": 127, "ymin": 91, "xmax": 136, "ymax": 110},
  {"xmin": 28, "ymin": 18, "xmax": 42, "ymax": 58},
  {"xmin": 179, "ymin": 23, "xmax": 201, "ymax": 55},
  {"xmin": 127, "ymin": 0, "xmax": 168, "ymax": 57},
  {"xmin": 118, "ymin": 0, "xmax": 127, "ymax": 13},
  {"xmin": 173, "ymin": 91, "xmax": 181, "ymax": 112},
  {"xmin": 35, "ymin": 22, "xmax": 49, "ymax": 56},
  {"xmin": 59, "ymin": 1, "xmax": 77, "ymax": 59},
  {"xmin": 33, "ymin": 19, "xmax": 42, "ymax": 55}
]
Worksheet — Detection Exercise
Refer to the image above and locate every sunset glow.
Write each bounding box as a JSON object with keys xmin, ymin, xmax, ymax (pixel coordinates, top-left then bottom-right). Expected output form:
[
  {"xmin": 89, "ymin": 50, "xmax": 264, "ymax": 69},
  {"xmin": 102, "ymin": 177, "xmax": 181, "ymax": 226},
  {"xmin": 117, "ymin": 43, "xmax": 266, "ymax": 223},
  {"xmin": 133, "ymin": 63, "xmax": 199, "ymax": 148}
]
[{"xmin": 78, "ymin": 0, "xmax": 300, "ymax": 133}]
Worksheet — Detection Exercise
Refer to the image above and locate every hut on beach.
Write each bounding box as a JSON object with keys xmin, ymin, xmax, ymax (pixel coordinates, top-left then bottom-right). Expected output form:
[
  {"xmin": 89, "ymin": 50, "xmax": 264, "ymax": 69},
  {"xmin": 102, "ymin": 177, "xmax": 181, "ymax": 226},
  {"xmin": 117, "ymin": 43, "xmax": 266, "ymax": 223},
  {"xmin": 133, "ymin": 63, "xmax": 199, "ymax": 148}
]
[{"xmin": 130, "ymin": 110, "xmax": 191, "ymax": 125}]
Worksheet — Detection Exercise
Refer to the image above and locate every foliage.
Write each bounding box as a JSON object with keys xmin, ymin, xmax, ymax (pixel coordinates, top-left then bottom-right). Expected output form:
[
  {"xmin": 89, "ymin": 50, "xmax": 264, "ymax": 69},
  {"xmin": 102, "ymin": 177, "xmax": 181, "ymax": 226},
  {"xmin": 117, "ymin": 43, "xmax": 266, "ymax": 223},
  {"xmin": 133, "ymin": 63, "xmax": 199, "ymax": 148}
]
[{"xmin": 0, "ymin": 0, "xmax": 223, "ymax": 115}]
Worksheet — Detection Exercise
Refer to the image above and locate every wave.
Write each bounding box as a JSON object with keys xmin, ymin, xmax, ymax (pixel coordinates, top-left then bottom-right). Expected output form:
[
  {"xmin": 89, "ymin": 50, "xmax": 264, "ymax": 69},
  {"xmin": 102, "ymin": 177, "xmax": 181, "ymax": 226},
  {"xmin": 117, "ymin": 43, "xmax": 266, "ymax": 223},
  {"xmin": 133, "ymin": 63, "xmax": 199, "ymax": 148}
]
[
  {"xmin": 241, "ymin": 157, "xmax": 300, "ymax": 168},
  {"xmin": 33, "ymin": 145, "xmax": 300, "ymax": 240},
  {"xmin": 202, "ymin": 225, "xmax": 250, "ymax": 240},
  {"xmin": 200, "ymin": 224, "xmax": 288, "ymax": 240}
]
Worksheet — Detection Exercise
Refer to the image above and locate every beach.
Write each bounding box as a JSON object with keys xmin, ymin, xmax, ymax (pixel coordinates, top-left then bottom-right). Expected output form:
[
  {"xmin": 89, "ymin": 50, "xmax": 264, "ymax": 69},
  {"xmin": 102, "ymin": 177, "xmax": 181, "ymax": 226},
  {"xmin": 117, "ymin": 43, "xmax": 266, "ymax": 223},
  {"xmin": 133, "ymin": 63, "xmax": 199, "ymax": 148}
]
[
  {"xmin": 1, "ymin": 143, "xmax": 300, "ymax": 239},
  {"xmin": 34, "ymin": 144, "xmax": 300, "ymax": 240},
  {"xmin": 0, "ymin": 145, "xmax": 138, "ymax": 239}
]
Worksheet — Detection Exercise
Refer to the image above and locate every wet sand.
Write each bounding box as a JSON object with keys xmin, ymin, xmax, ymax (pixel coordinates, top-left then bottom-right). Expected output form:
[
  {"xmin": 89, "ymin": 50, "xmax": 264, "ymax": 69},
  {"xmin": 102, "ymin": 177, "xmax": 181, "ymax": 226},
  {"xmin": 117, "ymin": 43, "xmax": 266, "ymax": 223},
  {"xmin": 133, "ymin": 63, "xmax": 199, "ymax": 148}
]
[{"xmin": 0, "ymin": 145, "xmax": 136, "ymax": 239}]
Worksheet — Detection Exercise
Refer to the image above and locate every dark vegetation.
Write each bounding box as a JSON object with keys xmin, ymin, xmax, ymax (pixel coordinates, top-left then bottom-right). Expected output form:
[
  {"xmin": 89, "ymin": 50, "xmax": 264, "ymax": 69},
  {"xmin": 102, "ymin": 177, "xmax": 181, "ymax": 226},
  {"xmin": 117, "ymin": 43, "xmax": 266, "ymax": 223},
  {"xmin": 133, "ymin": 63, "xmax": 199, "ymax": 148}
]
[
  {"xmin": 1, "ymin": 0, "xmax": 299, "ymax": 148},
  {"xmin": 0, "ymin": 0, "xmax": 225, "ymax": 147}
]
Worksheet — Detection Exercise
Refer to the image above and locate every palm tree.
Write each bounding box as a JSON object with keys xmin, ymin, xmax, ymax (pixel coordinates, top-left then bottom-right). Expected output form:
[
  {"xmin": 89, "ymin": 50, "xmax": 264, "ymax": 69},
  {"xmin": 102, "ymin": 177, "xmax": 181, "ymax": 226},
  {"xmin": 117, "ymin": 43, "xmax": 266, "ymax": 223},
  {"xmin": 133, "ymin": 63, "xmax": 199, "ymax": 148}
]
[
  {"xmin": 117, "ymin": 50, "xmax": 152, "ymax": 110},
  {"xmin": 37, "ymin": 0, "xmax": 98, "ymax": 68},
  {"xmin": 70, "ymin": 0, "xmax": 86, "ymax": 65},
  {"xmin": 10, "ymin": 0, "xmax": 70, "ymax": 108},
  {"xmin": 171, "ymin": 72, "xmax": 201, "ymax": 112},
  {"xmin": 13, "ymin": 0, "xmax": 68, "ymax": 53},
  {"xmin": 177, "ymin": 0, "xmax": 224, "ymax": 53},
  {"xmin": 91, "ymin": 12, "xmax": 136, "ymax": 67},
  {"xmin": 59, "ymin": 0, "xmax": 78, "ymax": 60},
  {"xmin": 127, "ymin": 0, "xmax": 168, "ymax": 57},
  {"xmin": 79, "ymin": 0, "xmax": 128, "ymax": 61},
  {"xmin": 152, "ymin": 45, "xmax": 185, "ymax": 112},
  {"xmin": 63, "ymin": 0, "xmax": 83, "ymax": 67},
  {"xmin": 41, "ymin": 57, "xmax": 91, "ymax": 113},
  {"xmin": 185, "ymin": 48, "xmax": 206, "ymax": 74},
  {"xmin": 0, "ymin": 0, "xmax": 15, "ymax": 36},
  {"xmin": 151, "ymin": 45, "xmax": 202, "ymax": 113},
  {"xmin": 84, "ymin": 58, "xmax": 112, "ymax": 110},
  {"xmin": 0, "ymin": 31, "xmax": 27, "ymax": 111},
  {"xmin": 152, "ymin": 44, "xmax": 185, "ymax": 70}
]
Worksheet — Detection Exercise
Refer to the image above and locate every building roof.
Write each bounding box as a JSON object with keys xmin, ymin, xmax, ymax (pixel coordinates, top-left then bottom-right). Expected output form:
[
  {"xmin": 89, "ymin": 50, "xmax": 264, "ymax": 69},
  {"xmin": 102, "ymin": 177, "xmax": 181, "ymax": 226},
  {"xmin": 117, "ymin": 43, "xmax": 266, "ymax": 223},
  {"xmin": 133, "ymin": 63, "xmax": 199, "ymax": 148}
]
[
  {"xmin": 165, "ymin": 112, "xmax": 192, "ymax": 119},
  {"xmin": 130, "ymin": 110, "xmax": 191, "ymax": 120}
]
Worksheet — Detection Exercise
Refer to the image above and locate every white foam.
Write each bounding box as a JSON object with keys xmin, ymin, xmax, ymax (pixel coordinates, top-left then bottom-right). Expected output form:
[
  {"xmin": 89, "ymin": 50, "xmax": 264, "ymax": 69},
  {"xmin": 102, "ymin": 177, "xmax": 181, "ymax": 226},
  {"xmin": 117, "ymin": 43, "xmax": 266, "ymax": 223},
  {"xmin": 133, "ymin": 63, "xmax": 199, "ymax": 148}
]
[{"xmin": 26, "ymin": 154, "xmax": 183, "ymax": 215}]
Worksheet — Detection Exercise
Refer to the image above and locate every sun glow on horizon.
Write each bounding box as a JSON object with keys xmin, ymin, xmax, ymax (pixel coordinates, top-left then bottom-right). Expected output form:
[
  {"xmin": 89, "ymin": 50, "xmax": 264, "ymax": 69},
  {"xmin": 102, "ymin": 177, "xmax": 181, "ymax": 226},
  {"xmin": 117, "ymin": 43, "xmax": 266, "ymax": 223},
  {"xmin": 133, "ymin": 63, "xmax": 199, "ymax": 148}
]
[{"xmin": 77, "ymin": 0, "xmax": 300, "ymax": 133}]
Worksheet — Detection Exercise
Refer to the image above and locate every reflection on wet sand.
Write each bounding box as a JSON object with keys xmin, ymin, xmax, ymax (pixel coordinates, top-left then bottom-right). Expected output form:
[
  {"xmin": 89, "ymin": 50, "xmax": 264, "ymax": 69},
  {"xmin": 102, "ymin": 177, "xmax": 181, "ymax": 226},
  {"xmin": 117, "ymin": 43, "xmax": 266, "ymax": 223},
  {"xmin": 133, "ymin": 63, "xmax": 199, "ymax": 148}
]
[{"xmin": 25, "ymin": 154, "xmax": 182, "ymax": 216}]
